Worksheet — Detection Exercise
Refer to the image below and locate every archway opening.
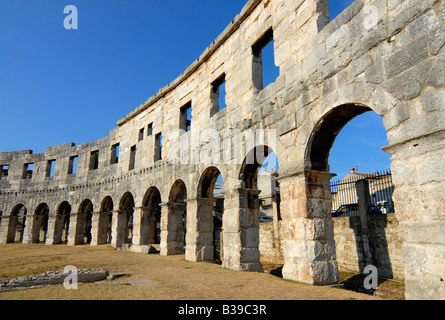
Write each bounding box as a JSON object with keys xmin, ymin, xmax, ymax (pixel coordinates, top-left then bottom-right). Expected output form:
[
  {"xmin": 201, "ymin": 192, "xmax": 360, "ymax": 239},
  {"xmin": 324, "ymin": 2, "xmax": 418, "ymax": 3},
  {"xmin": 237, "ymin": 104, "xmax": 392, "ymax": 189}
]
[
  {"xmin": 34, "ymin": 203, "xmax": 49, "ymax": 243},
  {"xmin": 238, "ymin": 145, "xmax": 281, "ymax": 270},
  {"xmin": 119, "ymin": 192, "xmax": 135, "ymax": 245},
  {"xmin": 307, "ymin": 104, "xmax": 398, "ymax": 283},
  {"xmin": 57, "ymin": 201, "xmax": 71, "ymax": 244},
  {"xmin": 9, "ymin": 204, "xmax": 27, "ymax": 243},
  {"xmin": 79, "ymin": 199, "xmax": 93, "ymax": 244},
  {"xmin": 100, "ymin": 196, "xmax": 114, "ymax": 244},
  {"xmin": 198, "ymin": 167, "xmax": 224, "ymax": 263},
  {"xmin": 169, "ymin": 180, "xmax": 187, "ymax": 253},
  {"xmin": 143, "ymin": 187, "xmax": 162, "ymax": 245}
]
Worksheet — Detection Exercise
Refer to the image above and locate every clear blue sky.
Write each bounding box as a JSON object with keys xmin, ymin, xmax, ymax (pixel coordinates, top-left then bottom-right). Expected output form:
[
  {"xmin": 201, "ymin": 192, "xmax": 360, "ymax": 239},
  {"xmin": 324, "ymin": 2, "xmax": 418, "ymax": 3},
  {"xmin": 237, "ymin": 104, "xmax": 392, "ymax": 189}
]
[{"xmin": 0, "ymin": 0, "xmax": 389, "ymax": 179}]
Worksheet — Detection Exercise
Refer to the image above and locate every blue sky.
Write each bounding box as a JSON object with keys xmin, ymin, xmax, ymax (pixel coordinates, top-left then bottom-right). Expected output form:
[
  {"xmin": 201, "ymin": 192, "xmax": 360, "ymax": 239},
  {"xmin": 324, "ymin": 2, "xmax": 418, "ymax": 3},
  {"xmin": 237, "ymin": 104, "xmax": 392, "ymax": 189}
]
[{"xmin": 0, "ymin": 0, "xmax": 389, "ymax": 179}]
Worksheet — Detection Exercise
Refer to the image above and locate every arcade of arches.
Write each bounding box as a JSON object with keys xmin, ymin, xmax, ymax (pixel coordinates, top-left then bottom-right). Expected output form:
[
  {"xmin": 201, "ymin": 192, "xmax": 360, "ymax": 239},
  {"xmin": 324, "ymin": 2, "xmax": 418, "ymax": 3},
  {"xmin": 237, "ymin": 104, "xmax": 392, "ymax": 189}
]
[{"xmin": 0, "ymin": 0, "xmax": 444, "ymax": 300}]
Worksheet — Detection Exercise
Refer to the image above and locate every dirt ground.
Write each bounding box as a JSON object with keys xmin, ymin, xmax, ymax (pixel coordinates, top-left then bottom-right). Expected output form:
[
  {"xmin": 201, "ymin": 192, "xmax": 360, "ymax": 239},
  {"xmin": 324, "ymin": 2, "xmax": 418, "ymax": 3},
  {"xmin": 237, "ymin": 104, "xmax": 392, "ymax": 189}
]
[{"xmin": 0, "ymin": 244, "xmax": 385, "ymax": 300}]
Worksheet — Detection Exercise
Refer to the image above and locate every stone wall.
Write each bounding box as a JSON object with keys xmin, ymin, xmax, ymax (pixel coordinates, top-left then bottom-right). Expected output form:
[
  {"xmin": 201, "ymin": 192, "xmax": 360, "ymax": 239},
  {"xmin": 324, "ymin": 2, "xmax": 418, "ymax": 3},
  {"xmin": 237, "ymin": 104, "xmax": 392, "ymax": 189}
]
[
  {"xmin": 259, "ymin": 221, "xmax": 284, "ymax": 264},
  {"xmin": 333, "ymin": 213, "xmax": 404, "ymax": 280},
  {"xmin": 0, "ymin": 0, "xmax": 444, "ymax": 299}
]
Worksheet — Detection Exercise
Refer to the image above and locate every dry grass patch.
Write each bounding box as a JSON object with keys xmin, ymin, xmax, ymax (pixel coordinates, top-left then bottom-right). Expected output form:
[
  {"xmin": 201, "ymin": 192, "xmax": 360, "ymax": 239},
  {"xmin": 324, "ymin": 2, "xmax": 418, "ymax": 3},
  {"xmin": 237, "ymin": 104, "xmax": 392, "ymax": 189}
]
[{"xmin": 0, "ymin": 244, "xmax": 383, "ymax": 300}]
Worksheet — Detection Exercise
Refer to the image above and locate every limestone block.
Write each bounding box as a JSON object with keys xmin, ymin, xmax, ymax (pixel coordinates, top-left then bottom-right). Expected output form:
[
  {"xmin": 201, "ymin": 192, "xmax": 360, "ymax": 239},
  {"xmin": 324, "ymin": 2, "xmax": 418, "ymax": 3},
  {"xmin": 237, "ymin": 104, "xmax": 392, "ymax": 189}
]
[
  {"xmin": 397, "ymin": 9, "xmax": 439, "ymax": 47},
  {"xmin": 385, "ymin": 35, "xmax": 429, "ymax": 80},
  {"xmin": 426, "ymin": 58, "xmax": 445, "ymax": 88},
  {"xmin": 428, "ymin": 23, "xmax": 445, "ymax": 56},
  {"xmin": 439, "ymin": 0, "xmax": 445, "ymax": 21},
  {"xmin": 383, "ymin": 59, "xmax": 433, "ymax": 101}
]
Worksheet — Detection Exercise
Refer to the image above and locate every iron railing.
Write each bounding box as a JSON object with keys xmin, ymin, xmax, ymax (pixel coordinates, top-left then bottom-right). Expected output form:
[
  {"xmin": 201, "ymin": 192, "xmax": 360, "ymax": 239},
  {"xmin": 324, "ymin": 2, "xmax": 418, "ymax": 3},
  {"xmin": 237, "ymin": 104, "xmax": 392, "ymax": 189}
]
[{"xmin": 330, "ymin": 170, "xmax": 394, "ymax": 217}]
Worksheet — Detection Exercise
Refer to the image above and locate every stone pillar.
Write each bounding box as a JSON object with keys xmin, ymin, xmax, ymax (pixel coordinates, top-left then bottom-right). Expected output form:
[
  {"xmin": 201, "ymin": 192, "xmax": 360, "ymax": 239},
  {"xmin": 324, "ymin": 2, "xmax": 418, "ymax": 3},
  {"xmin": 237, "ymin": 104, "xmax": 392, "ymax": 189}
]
[
  {"xmin": 185, "ymin": 198, "xmax": 215, "ymax": 262},
  {"xmin": 22, "ymin": 215, "xmax": 41, "ymax": 244},
  {"xmin": 383, "ymin": 133, "xmax": 445, "ymax": 300},
  {"xmin": 355, "ymin": 179, "xmax": 375, "ymax": 268},
  {"xmin": 45, "ymin": 214, "xmax": 58, "ymax": 245},
  {"xmin": 50, "ymin": 214, "xmax": 67, "ymax": 245},
  {"xmin": 67, "ymin": 213, "xmax": 87, "ymax": 246},
  {"xmin": 110, "ymin": 210, "xmax": 126, "ymax": 249},
  {"xmin": 147, "ymin": 209, "xmax": 158, "ymax": 244},
  {"xmin": 0, "ymin": 215, "xmax": 17, "ymax": 244},
  {"xmin": 91, "ymin": 212, "xmax": 111, "ymax": 246},
  {"xmin": 131, "ymin": 206, "xmax": 150, "ymax": 247},
  {"xmin": 277, "ymin": 171, "xmax": 339, "ymax": 285},
  {"xmin": 222, "ymin": 188, "xmax": 263, "ymax": 272},
  {"xmin": 272, "ymin": 193, "xmax": 281, "ymax": 237},
  {"xmin": 160, "ymin": 202, "xmax": 186, "ymax": 256}
]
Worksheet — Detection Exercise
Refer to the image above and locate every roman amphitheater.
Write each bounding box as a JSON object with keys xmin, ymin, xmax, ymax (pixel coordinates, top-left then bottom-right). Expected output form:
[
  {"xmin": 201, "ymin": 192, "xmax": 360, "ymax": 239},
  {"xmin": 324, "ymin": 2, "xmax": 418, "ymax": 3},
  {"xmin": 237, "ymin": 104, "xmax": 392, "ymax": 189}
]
[{"xmin": 0, "ymin": 0, "xmax": 444, "ymax": 300}]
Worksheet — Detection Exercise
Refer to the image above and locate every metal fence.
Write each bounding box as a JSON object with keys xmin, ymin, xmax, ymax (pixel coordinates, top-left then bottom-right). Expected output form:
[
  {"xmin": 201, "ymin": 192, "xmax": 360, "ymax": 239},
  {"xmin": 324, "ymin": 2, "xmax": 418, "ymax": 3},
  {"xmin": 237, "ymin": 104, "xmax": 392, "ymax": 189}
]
[{"xmin": 330, "ymin": 170, "xmax": 394, "ymax": 217}]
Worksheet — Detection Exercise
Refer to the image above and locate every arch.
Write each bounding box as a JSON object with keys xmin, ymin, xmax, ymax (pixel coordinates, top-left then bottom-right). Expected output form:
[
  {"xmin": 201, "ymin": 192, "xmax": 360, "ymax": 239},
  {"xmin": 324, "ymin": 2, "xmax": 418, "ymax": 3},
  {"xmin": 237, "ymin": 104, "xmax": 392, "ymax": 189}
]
[
  {"xmin": 4, "ymin": 204, "xmax": 28, "ymax": 243},
  {"xmin": 198, "ymin": 166, "xmax": 222, "ymax": 199},
  {"xmin": 79, "ymin": 199, "xmax": 94, "ymax": 214},
  {"xmin": 282, "ymin": 101, "xmax": 398, "ymax": 284},
  {"xmin": 305, "ymin": 103, "xmax": 372, "ymax": 172},
  {"xmin": 11, "ymin": 203, "xmax": 27, "ymax": 216},
  {"xmin": 142, "ymin": 187, "xmax": 162, "ymax": 245},
  {"xmin": 100, "ymin": 196, "xmax": 114, "ymax": 213},
  {"xmin": 143, "ymin": 187, "xmax": 162, "ymax": 207},
  {"xmin": 222, "ymin": 144, "xmax": 280, "ymax": 271},
  {"xmin": 162, "ymin": 180, "xmax": 188, "ymax": 255},
  {"xmin": 119, "ymin": 192, "xmax": 135, "ymax": 245},
  {"xmin": 169, "ymin": 180, "xmax": 187, "ymax": 203},
  {"xmin": 239, "ymin": 145, "xmax": 274, "ymax": 189},
  {"xmin": 78, "ymin": 199, "xmax": 93, "ymax": 244},
  {"xmin": 35, "ymin": 203, "xmax": 49, "ymax": 215},
  {"xmin": 55, "ymin": 201, "xmax": 71, "ymax": 244},
  {"xmin": 93, "ymin": 195, "xmax": 114, "ymax": 245},
  {"xmin": 197, "ymin": 166, "xmax": 224, "ymax": 263},
  {"xmin": 34, "ymin": 203, "xmax": 50, "ymax": 243}
]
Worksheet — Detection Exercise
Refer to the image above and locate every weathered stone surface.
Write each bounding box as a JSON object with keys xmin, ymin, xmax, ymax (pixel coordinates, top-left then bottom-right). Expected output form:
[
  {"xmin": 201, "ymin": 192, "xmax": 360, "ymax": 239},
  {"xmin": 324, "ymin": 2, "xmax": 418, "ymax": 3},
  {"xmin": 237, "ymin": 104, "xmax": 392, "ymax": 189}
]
[
  {"xmin": 385, "ymin": 35, "xmax": 429, "ymax": 80},
  {"xmin": 0, "ymin": 269, "xmax": 108, "ymax": 291},
  {"xmin": 0, "ymin": 0, "xmax": 444, "ymax": 300},
  {"xmin": 383, "ymin": 59, "xmax": 433, "ymax": 101},
  {"xmin": 420, "ymin": 90, "xmax": 445, "ymax": 113}
]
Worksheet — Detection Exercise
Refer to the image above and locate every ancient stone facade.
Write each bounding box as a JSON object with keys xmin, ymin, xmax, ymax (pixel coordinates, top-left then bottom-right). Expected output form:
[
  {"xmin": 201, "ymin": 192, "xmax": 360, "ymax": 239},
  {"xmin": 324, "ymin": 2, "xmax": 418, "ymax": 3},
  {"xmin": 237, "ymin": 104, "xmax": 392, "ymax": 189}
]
[{"xmin": 0, "ymin": 0, "xmax": 444, "ymax": 299}]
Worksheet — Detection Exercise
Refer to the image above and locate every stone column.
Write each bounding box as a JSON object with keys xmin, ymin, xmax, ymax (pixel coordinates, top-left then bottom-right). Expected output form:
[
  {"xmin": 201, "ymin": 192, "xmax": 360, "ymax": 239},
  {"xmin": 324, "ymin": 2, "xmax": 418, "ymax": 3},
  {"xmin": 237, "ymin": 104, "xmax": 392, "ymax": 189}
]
[
  {"xmin": 67, "ymin": 212, "xmax": 87, "ymax": 246},
  {"xmin": 383, "ymin": 133, "xmax": 445, "ymax": 300},
  {"xmin": 91, "ymin": 211, "xmax": 111, "ymax": 246},
  {"xmin": 277, "ymin": 171, "xmax": 339, "ymax": 285},
  {"xmin": 45, "ymin": 214, "xmax": 58, "ymax": 245},
  {"xmin": 50, "ymin": 214, "xmax": 67, "ymax": 245},
  {"xmin": 355, "ymin": 179, "xmax": 375, "ymax": 268},
  {"xmin": 110, "ymin": 210, "xmax": 126, "ymax": 249},
  {"xmin": 22, "ymin": 214, "xmax": 41, "ymax": 244},
  {"xmin": 131, "ymin": 206, "xmax": 150, "ymax": 246},
  {"xmin": 160, "ymin": 202, "xmax": 186, "ymax": 256},
  {"xmin": 147, "ymin": 209, "xmax": 158, "ymax": 244},
  {"xmin": 222, "ymin": 188, "xmax": 263, "ymax": 272},
  {"xmin": 0, "ymin": 215, "xmax": 17, "ymax": 244},
  {"xmin": 185, "ymin": 198, "xmax": 215, "ymax": 262}
]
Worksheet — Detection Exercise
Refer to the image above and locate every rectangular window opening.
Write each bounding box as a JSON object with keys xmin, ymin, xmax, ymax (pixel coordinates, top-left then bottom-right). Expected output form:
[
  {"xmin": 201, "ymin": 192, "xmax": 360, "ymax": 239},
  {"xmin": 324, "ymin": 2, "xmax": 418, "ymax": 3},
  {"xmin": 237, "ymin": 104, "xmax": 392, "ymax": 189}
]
[
  {"xmin": 23, "ymin": 163, "xmax": 34, "ymax": 179},
  {"xmin": 154, "ymin": 133, "xmax": 162, "ymax": 162},
  {"xmin": 0, "ymin": 165, "xmax": 9, "ymax": 180},
  {"xmin": 68, "ymin": 156, "xmax": 78, "ymax": 175},
  {"xmin": 46, "ymin": 160, "xmax": 56, "ymax": 178},
  {"xmin": 252, "ymin": 28, "xmax": 279, "ymax": 91},
  {"xmin": 139, "ymin": 128, "xmax": 145, "ymax": 142},
  {"xmin": 211, "ymin": 74, "xmax": 227, "ymax": 116},
  {"xmin": 129, "ymin": 145, "xmax": 136, "ymax": 170},
  {"xmin": 180, "ymin": 101, "xmax": 192, "ymax": 132},
  {"xmin": 147, "ymin": 123, "xmax": 153, "ymax": 136},
  {"xmin": 90, "ymin": 150, "xmax": 99, "ymax": 171},
  {"xmin": 111, "ymin": 143, "xmax": 120, "ymax": 165}
]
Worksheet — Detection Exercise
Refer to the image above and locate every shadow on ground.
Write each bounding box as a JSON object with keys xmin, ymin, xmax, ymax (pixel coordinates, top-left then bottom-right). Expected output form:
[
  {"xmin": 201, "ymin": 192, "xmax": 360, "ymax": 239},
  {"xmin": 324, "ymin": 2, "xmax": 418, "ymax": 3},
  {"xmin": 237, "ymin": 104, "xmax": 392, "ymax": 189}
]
[{"xmin": 263, "ymin": 264, "xmax": 405, "ymax": 300}]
